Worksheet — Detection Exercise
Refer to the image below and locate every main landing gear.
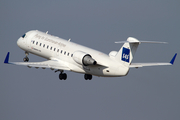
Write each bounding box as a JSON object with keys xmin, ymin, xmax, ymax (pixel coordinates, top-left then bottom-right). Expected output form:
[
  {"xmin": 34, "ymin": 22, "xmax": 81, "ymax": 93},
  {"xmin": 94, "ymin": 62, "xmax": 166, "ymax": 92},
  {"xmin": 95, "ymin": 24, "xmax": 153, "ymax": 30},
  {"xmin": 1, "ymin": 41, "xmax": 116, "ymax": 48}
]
[
  {"xmin": 84, "ymin": 74, "xmax": 92, "ymax": 80},
  {"xmin": 59, "ymin": 72, "xmax": 67, "ymax": 80},
  {"xmin": 55, "ymin": 70, "xmax": 67, "ymax": 80},
  {"xmin": 57, "ymin": 71, "xmax": 92, "ymax": 80},
  {"xmin": 23, "ymin": 51, "xmax": 29, "ymax": 62},
  {"xmin": 58, "ymin": 73, "xmax": 92, "ymax": 80}
]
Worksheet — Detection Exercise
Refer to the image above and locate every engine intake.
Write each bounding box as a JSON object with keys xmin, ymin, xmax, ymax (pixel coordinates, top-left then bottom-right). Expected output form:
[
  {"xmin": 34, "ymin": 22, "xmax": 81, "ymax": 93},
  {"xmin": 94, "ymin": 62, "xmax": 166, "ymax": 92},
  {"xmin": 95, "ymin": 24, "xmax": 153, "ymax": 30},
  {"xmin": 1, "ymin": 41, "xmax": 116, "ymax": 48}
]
[{"xmin": 73, "ymin": 51, "xmax": 97, "ymax": 66}]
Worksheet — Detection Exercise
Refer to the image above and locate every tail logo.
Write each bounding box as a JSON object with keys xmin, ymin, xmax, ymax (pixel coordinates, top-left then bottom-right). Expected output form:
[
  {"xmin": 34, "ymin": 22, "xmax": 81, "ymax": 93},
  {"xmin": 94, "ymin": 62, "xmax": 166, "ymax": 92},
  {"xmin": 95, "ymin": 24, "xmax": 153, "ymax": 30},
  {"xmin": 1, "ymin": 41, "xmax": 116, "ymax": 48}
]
[{"xmin": 122, "ymin": 47, "xmax": 130, "ymax": 63}]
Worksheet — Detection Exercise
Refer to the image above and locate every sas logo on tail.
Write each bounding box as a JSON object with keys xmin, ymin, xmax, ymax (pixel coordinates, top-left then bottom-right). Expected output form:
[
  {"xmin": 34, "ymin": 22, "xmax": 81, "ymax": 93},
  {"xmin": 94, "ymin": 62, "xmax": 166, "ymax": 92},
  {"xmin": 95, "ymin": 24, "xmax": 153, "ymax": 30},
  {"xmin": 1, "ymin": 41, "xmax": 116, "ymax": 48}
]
[{"xmin": 122, "ymin": 47, "xmax": 130, "ymax": 63}]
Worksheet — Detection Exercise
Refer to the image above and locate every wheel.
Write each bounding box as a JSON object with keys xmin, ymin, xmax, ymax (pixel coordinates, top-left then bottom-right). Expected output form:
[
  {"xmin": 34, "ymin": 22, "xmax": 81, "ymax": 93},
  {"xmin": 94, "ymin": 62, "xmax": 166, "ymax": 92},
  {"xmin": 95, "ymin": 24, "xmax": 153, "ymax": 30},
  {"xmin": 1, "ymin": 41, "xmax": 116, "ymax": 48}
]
[
  {"xmin": 23, "ymin": 57, "xmax": 29, "ymax": 62},
  {"xmin": 84, "ymin": 74, "xmax": 88, "ymax": 80},
  {"xmin": 59, "ymin": 73, "xmax": 67, "ymax": 80},
  {"xmin": 84, "ymin": 74, "xmax": 92, "ymax": 80},
  {"xmin": 26, "ymin": 57, "xmax": 29, "ymax": 62},
  {"xmin": 63, "ymin": 73, "xmax": 67, "ymax": 80},
  {"xmin": 89, "ymin": 75, "xmax": 92, "ymax": 80},
  {"xmin": 59, "ymin": 74, "xmax": 63, "ymax": 80}
]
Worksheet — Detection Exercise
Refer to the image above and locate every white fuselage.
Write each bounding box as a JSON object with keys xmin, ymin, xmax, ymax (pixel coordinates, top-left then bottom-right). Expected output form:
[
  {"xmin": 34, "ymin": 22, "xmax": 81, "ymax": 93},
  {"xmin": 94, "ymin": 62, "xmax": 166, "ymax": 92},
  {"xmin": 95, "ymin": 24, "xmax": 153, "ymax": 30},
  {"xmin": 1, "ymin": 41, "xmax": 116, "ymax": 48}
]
[{"xmin": 17, "ymin": 30, "xmax": 129, "ymax": 77}]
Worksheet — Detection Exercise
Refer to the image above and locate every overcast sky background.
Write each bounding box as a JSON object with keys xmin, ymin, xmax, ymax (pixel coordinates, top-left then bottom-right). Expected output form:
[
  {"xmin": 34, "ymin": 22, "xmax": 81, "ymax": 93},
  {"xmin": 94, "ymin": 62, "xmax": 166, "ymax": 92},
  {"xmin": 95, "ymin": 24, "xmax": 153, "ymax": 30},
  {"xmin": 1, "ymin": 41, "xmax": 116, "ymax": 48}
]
[{"xmin": 0, "ymin": 0, "xmax": 179, "ymax": 120}]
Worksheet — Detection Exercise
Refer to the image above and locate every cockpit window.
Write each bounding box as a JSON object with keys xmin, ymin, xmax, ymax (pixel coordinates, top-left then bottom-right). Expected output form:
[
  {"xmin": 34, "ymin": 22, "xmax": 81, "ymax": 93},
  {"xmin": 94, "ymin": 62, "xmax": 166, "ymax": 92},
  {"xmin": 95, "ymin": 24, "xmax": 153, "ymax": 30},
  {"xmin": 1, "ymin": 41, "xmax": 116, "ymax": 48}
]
[{"xmin": 22, "ymin": 34, "xmax": 26, "ymax": 38}]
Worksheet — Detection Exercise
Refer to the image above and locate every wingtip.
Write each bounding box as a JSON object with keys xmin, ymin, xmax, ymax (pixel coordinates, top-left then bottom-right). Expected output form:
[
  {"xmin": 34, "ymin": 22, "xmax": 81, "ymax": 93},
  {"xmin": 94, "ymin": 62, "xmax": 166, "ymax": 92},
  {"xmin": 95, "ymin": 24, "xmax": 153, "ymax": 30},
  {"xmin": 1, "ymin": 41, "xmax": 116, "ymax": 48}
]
[
  {"xmin": 170, "ymin": 53, "xmax": 177, "ymax": 65},
  {"xmin": 4, "ymin": 52, "xmax": 10, "ymax": 64}
]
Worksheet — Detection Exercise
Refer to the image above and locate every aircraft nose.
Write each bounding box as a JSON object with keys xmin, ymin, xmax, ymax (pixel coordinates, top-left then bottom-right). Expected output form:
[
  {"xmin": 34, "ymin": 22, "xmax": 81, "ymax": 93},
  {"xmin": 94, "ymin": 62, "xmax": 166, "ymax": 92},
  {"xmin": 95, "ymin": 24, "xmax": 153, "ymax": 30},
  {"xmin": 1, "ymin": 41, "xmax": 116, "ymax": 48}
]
[
  {"xmin": 17, "ymin": 38, "xmax": 21, "ymax": 47},
  {"xmin": 17, "ymin": 37, "xmax": 24, "ymax": 48}
]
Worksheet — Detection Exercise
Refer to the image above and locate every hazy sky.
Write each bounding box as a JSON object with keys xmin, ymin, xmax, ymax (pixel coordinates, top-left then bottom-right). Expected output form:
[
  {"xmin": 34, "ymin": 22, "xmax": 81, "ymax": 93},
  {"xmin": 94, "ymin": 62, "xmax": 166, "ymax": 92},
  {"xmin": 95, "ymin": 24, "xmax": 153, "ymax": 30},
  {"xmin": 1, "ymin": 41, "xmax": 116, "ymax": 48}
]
[{"xmin": 0, "ymin": 0, "xmax": 179, "ymax": 120}]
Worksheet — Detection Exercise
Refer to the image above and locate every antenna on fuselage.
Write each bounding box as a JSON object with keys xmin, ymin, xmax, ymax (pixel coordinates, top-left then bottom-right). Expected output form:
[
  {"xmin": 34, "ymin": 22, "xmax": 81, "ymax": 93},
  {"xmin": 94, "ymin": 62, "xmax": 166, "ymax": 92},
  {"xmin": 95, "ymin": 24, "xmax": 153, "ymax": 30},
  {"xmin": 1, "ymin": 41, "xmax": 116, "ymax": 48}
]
[
  {"xmin": 46, "ymin": 31, "xmax": 48, "ymax": 34},
  {"xmin": 68, "ymin": 38, "xmax": 71, "ymax": 42}
]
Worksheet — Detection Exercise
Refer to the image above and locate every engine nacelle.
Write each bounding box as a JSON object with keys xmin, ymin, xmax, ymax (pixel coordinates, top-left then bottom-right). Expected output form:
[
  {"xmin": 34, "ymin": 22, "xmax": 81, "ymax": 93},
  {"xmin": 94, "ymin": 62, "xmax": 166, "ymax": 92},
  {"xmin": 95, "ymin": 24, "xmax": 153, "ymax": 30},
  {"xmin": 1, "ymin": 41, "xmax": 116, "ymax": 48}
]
[{"xmin": 73, "ymin": 51, "xmax": 97, "ymax": 66}]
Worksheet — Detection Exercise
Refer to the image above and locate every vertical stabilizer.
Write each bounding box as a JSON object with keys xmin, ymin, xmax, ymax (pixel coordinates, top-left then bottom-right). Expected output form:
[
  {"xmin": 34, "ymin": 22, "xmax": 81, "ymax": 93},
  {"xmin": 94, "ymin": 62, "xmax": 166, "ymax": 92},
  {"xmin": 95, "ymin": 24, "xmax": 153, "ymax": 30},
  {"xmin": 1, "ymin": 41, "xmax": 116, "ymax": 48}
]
[{"xmin": 115, "ymin": 37, "xmax": 140, "ymax": 67}]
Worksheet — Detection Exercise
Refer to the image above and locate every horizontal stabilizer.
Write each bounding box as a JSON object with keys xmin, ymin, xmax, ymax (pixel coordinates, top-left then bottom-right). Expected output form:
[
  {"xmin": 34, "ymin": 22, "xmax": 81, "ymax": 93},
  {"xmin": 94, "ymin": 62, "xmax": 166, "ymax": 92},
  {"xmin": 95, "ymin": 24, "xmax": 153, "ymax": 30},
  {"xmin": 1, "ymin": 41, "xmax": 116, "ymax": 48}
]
[
  {"xmin": 115, "ymin": 41, "xmax": 167, "ymax": 44},
  {"xmin": 130, "ymin": 53, "xmax": 177, "ymax": 68},
  {"xmin": 115, "ymin": 37, "xmax": 167, "ymax": 44},
  {"xmin": 130, "ymin": 63, "xmax": 171, "ymax": 68}
]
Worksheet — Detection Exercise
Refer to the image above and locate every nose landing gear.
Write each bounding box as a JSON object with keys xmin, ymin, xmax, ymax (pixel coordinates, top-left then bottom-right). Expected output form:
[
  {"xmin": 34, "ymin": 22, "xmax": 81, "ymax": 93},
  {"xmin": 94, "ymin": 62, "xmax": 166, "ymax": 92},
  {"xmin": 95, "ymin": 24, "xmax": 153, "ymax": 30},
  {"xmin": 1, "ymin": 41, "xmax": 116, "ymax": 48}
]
[{"xmin": 23, "ymin": 52, "xmax": 29, "ymax": 62}]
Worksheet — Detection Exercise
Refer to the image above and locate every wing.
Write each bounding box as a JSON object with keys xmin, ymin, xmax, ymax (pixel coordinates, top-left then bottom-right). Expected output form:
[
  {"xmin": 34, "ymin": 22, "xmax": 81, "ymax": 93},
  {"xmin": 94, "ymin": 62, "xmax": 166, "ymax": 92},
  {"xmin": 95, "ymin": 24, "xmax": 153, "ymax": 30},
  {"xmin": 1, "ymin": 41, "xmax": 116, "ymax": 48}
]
[
  {"xmin": 130, "ymin": 53, "xmax": 177, "ymax": 68},
  {"xmin": 4, "ymin": 52, "xmax": 70, "ymax": 70}
]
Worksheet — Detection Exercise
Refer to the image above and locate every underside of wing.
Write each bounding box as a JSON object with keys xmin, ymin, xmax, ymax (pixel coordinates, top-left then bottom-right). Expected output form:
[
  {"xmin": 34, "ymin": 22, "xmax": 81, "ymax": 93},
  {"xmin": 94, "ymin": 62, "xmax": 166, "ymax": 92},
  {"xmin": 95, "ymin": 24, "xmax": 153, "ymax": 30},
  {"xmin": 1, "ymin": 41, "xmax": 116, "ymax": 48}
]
[
  {"xmin": 130, "ymin": 53, "xmax": 177, "ymax": 68},
  {"xmin": 4, "ymin": 52, "xmax": 70, "ymax": 70}
]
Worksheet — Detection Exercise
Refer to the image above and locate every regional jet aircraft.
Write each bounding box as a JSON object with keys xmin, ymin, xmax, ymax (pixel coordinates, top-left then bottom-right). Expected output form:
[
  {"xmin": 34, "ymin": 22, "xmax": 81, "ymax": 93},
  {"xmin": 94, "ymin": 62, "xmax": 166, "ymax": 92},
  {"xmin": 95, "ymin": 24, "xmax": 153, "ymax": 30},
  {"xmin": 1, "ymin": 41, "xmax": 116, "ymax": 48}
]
[{"xmin": 4, "ymin": 30, "xmax": 177, "ymax": 80}]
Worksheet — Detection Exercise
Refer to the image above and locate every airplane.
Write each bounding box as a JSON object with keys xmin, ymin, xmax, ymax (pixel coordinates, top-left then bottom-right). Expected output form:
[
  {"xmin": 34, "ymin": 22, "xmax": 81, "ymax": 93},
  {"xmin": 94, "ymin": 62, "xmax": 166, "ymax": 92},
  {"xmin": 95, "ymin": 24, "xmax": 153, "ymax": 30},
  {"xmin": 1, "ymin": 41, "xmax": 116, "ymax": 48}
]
[{"xmin": 4, "ymin": 30, "xmax": 177, "ymax": 80}]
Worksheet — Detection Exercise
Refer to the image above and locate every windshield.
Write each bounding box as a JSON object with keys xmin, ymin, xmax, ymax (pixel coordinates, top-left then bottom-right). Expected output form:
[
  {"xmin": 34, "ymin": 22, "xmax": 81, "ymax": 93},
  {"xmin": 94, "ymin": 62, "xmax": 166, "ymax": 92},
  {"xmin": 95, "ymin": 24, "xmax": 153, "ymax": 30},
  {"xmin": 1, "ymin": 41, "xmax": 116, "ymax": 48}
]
[{"xmin": 22, "ymin": 34, "xmax": 26, "ymax": 38}]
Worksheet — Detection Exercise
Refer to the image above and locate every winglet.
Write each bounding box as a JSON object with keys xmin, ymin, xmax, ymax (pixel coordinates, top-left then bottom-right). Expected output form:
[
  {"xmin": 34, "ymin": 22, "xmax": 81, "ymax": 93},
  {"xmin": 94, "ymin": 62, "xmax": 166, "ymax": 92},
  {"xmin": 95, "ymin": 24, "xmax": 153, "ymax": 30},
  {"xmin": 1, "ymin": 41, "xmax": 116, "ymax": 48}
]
[
  {"xmin": 170, "ymin": 53, "xmax": 177, "ymax": 65},
  {"xmin": 4, "ymin": 52, "xmax": 10, "ymax": 64}
]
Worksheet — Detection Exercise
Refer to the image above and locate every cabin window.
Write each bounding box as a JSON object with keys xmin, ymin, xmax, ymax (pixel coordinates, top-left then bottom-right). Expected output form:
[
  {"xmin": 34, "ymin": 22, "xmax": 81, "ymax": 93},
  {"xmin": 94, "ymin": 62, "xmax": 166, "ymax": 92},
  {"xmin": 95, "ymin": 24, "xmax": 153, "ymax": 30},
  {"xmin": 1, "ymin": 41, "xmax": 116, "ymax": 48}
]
[
  {"xmin": 61, "ymin": 50, "xmax": 63, "ymax": 53},
  {"xmin": 71, "ymin": 54, "xmax": 73, "ymax": 57},
  {"xmin": 50, "ymin": 47, "xmax": 52, "ymax": 50},
  {"xmin": 54, "ymin": 48, "xmax": 56, "ymax": 51},
  {"xmin": 57, "ymin": 49, "xmax": 59, "ymax": 52},
  {"xmin": 40, "ymin": 43, "xmax": 42, "ymax": 46},
  {"xmin": 64, "ymin": 51, "xmax": 66, "ymax": 55},
  {"xmin": 43, "ymin": 44, "xmax": 45, "ymax": 47},
  {"xmin": 36, "ymin": 42, "xmax": 38, "ymax": 45},
  {"xmin": 47, "ymin": 45, "xmax": 49, "ymax": 49},
  {"xmin": 67, "ymin": 53, "xmax": 69, "ymax": 56},
  {"xmin": 33, "ymin": 41, "xmax": 35, "ymax": 44}
]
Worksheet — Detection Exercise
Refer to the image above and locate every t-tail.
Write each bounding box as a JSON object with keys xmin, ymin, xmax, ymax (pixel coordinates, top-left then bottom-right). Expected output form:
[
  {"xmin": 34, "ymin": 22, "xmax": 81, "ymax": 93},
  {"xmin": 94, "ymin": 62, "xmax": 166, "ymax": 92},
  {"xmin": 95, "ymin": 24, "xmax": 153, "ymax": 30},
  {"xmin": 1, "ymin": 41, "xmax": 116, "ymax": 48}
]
[{"xmin": 115, "ymin": 37, "xmax": 140, "ymax": 67}]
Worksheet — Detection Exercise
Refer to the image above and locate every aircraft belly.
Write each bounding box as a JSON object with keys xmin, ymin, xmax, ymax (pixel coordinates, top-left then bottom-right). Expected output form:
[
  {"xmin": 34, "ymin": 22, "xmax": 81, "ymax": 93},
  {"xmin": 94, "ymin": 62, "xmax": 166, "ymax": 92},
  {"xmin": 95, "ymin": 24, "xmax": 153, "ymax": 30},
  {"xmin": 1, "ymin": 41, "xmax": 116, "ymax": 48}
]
[
  {"xmin": 69, "ymin": 63, "xmax": 86, "ymax": 73},
  {"xmin": 87, "ymin": 65, "xmax": 129, "ymax": 77}
]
